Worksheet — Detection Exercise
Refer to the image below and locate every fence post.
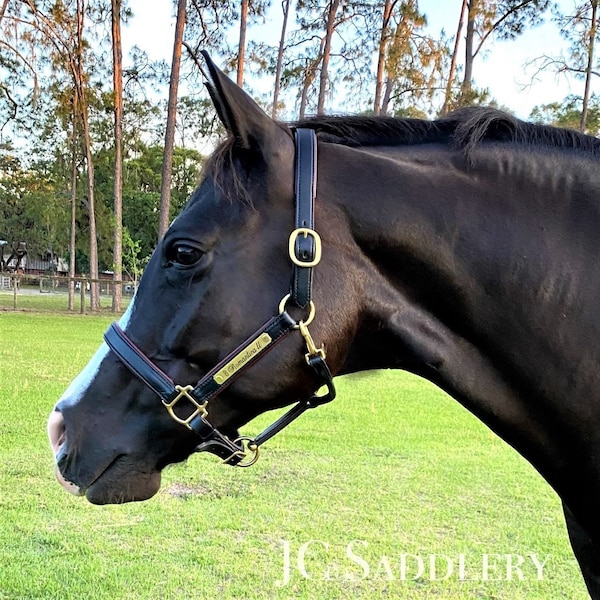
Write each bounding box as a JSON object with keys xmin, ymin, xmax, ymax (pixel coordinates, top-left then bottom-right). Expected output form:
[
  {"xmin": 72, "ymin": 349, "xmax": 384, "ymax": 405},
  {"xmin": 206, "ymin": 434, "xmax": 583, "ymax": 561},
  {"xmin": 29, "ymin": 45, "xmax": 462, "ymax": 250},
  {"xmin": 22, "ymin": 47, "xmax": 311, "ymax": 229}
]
[
  {"xmin": 12, "ymin": 275, "xmax": 17, "ymax": 310},
  {"xmin": 80, "ymin": 278, "xmax": 86, "ymax": 314}
]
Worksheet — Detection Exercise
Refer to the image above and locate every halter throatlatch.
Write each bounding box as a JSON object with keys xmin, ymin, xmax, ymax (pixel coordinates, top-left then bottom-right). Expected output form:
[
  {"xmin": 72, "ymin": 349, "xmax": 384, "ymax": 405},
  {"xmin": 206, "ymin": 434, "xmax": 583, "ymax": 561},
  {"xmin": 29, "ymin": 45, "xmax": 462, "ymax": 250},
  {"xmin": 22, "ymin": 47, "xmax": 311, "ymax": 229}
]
[{"xmin": 103, "ymin": 128, "xmax": 336, "ymax": 467}]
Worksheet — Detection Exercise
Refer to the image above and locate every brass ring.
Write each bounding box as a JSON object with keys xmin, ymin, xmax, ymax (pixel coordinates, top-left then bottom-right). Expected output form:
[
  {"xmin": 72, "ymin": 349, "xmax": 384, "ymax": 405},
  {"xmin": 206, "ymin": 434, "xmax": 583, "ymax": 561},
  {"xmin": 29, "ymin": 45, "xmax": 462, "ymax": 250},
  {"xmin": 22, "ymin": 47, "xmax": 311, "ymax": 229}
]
[
  {"xmin": 278, "ymin": 294, "xmax": 315, "ymax": 327},
  {"xmin": 229, "ymin": 436, "xmax": 260, "ymax": 468}
]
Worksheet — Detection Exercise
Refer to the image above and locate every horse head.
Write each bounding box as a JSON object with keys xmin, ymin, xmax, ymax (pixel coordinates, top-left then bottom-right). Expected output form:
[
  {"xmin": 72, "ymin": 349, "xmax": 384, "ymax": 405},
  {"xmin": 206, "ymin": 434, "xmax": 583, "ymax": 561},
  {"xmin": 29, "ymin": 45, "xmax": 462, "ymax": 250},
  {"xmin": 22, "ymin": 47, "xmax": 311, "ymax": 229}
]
[{"xmin": 47, "ymin": 54, "xmax": 358, "ymax": 504}]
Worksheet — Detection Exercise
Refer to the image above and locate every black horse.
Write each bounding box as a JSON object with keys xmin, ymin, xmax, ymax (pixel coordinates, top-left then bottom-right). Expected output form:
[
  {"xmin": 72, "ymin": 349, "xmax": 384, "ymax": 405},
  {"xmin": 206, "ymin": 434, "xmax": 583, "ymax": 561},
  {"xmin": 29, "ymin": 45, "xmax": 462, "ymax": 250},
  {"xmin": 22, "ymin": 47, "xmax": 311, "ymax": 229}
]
[{"xmin": 48, "ymin": 55, "xmax": 600, "ymax": 598}]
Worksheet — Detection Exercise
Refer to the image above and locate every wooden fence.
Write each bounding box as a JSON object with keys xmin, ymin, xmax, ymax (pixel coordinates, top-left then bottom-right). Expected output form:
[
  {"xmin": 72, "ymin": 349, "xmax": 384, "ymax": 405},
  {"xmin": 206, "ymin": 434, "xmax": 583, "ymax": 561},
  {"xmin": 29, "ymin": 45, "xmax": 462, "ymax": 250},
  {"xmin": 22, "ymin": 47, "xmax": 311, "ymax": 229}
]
[{"xmin": 0, "ymin": 274, "xmax": 134, "ymax": 313}]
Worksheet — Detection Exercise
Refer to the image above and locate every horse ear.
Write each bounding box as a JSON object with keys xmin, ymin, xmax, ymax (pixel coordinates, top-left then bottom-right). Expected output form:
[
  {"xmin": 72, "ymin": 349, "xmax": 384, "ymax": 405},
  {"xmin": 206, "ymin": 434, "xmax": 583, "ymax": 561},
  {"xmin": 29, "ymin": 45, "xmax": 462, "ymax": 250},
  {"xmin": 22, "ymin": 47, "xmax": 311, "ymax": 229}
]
[{"xmin": 202, "ymin": 51, "xmax": 282, "ymax": 152}]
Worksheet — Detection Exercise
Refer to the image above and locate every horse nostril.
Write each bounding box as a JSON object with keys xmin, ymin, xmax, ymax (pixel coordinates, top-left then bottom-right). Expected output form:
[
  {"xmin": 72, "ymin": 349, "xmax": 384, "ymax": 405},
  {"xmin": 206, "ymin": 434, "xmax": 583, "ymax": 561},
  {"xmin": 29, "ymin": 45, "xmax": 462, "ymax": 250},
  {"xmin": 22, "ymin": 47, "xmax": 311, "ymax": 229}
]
[{"xmin": 48, "ymin": 408, "xmax": 67, "ymax": 456}]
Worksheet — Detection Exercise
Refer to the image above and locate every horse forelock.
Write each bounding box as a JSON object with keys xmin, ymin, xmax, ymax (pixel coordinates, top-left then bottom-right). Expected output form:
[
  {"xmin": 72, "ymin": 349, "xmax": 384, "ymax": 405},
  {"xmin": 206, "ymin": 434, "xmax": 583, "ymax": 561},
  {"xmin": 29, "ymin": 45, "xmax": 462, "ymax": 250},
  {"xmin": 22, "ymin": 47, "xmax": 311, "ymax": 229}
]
[
  {"xmin": 200, "ymin": 135, "xmax": 254, "ymax": 206},
  {"xmin": 200, "ymin": 122, "xmax": 293, "ymax": 207}
]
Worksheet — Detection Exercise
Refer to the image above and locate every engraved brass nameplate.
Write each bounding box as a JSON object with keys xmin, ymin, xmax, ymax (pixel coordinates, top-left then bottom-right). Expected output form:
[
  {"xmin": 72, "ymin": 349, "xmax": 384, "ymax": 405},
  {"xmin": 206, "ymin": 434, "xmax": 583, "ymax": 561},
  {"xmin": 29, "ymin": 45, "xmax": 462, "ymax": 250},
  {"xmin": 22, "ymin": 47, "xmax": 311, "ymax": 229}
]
[{"xmin": 213, "ymin": 333, "xmax": 273, "ymax": 385}]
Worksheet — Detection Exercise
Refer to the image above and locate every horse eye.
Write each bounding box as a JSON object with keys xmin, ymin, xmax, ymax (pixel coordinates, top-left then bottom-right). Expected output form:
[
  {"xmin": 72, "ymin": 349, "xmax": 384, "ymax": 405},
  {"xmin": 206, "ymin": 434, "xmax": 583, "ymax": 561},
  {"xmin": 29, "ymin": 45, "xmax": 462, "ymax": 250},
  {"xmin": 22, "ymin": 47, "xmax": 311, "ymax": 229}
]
[{"xmin": 167, "ymin": 243, "xmax": 204, "ymax": 267}]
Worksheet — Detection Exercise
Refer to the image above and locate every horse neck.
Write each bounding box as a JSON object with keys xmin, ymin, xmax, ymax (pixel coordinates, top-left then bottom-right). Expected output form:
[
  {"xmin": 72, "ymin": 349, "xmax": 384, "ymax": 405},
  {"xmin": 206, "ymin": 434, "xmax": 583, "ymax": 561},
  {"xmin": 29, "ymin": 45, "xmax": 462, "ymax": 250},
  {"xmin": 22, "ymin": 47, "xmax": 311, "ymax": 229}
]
[
  {"xmin": 322, "ymin": 140, "xmax": 600, "ymax": 486},
  {"xmin": 323, "ymin": 142, "xmax": 491, "ymax": 372},
  {"xmin": 324, "ymin": 141, "xmax": 599, "ymax": 371}
]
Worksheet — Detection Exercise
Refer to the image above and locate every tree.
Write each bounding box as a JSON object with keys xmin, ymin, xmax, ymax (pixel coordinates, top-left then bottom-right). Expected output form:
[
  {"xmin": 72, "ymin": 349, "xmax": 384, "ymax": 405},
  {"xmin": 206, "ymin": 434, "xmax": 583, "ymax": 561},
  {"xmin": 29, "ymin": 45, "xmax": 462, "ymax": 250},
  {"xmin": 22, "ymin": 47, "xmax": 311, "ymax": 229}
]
[
  {"xmin": 0, "ymin": 0, "xmax": 206, "ymax": 303},
  {"xmin": 374, "ymin": 0, "xmax": 395, "ymax": 116},
  {"xmin": 291, "ymin": 0, "xmax": 376, "ymax": 116},
  {"xmin": 9, "ymin": 0, "xmax": 104, "ymax": 308},
  {"xmin": 558, "ymin": 0, "xmax": 599, "ymax": 131},
  {"xmin": 68, "ymin": 90, "xmax": 79, "ymax": 310},
  {"xmin": 238, "ymin": 0, "xmax": 249, "ymax": 85},
  {"xmin": 530, "ymin": 1, "xmax": 600, "ymax": 132},
  {"xmin": 374, "ymin": 1, "xmax": 447, "ymax": 117},
  {"xmin": 74, "ymin": 0, "xmax": 100, "ymax": 310},
  {"xmin": 111, "ymin": 0, "xmax": 123, "ymax": 311},
  {"xmin": 580, "ymin": 0, "xmax": 599, "ymax": 130},
  {"xmin": 459, "ymin": 0, "xmax": 551, "ymax": 105},
  {"xmin": 0, "ymin": 1, "xmax": 40, "ymax": 136},
  {"xmin": 317, "ymin": 0, "xmax": 341, "ymax": 114},
  {"xmin": 122, "ymin": 228, "xmax": 147, "ymax": 290},
  {"xmin": 271, "ymin": 0, "xmax": 291, "ymax": 117},
  {"xmin": 441, "ymin": 0, "xmax": 468, "ymax": 115},
  {"xmin": 530, "ymin": 93, "xmax": 600, "ymax": 134},
  {"xmin": 158, "ymin": 0, "xmax": 187, "ymax": 241}
]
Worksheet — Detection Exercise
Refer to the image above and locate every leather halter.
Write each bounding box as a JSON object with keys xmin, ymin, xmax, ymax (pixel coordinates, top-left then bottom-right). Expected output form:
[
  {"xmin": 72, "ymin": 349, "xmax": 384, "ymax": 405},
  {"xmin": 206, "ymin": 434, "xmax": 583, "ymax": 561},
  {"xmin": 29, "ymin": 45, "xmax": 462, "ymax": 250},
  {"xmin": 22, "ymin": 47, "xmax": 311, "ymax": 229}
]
[{"xmin": 103, "ymin": 128, "xmax": 336, "ymax": 467}]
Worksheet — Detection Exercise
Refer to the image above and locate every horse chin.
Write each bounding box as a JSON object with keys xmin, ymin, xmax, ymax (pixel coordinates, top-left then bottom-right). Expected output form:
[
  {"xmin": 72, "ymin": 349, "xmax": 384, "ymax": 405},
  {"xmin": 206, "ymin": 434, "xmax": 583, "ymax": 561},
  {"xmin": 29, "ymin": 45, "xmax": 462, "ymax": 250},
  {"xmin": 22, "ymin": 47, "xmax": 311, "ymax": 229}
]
[
  {"xmin": 52, "ymin": 453, "xmax": 162, "ymax": 504},
  {"xmin": 84, "ymin": 457, "xmax": 162, "ymax": 505}
]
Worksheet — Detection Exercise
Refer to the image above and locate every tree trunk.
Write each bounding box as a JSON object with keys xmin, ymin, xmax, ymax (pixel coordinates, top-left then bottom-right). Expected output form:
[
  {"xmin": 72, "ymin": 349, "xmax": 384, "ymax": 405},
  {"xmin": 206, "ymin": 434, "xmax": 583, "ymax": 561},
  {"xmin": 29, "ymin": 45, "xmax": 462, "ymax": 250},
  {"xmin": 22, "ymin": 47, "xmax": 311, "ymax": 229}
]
[
  {"xmin": 442, "ymin": 0, "xmax": 468, "ymax": 115},
  {"xmin": 461, "ymin": 0, "xmax": 478, "ymax": 98},
  {"xmin": 374, "ymin": 0, "xmax": 394, "ymax": 115},
  {"xmin": 80, "ymin": 100, "xmax": 98, "ymax": 310},
  {"xmin": 381, "ymin": 76, "xmax": 395, "ymax": 116},
  {"xmin": 111, "ymin": 0, "xmax": 123, "ymax": 312},
  {"xmin": 237, "ymin": 0, "xmax": 249, "ymax": 86},
  {"xmin": 0, "ymin": 0, "xmax": 10, "ymax": 22},
  {"xmin": 317, "ymin": 0, "xmax": 340, "ymax": 115},
  {"xmin": 581, "ymin": 0, "xmax": 598, "ymax": 132},
  {"xmin": 300, "ymin": 55, "xmax": 320, "ymax": 119},
  {"xmin": 68, "ymin": 92, "xmax": 78, "ymax": 312},
  {"xmin": 272, "ymin": 0, "xmax": 290, "ymax": 118},
  {"xmin": 159, "ymin": 0, "xmax": 187, "ymax": 240},
  {"xmin": 76, "ymin": 0, "xmax": 99, "ymax": 311},
  {"xmin": 299, "ymin": 75, "xmax": 310, "ymax": 119}
]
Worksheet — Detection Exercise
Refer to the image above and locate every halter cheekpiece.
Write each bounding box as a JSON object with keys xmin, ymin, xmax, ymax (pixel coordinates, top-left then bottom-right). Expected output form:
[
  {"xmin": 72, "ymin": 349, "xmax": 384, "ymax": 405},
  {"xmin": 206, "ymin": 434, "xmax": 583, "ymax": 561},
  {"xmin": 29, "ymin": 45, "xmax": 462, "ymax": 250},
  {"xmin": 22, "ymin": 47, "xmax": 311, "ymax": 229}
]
[{"xmin": 103, "ymin": 128, "xmax": 336, "ymax": 467}]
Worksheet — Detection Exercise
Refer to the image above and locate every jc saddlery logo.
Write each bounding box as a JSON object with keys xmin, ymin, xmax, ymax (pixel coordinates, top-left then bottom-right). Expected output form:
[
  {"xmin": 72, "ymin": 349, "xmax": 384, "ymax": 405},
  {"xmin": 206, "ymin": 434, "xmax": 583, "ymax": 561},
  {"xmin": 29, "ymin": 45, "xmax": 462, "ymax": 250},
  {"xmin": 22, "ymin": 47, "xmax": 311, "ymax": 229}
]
[{"xmin": 274, "ymin": 540, "xmax": 549, "ymax": 587}]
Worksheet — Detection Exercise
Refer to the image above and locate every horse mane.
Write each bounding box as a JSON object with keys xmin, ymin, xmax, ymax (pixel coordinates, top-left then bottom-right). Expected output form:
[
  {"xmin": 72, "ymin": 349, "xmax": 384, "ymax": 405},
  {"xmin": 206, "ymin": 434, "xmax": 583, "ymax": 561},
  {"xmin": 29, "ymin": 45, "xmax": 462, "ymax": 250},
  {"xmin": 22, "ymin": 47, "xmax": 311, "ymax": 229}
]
[
  {"xmin": 293, "ymin": 107, "xmax": 600, "ymax": 156},
  {"xmin": 202, "ymin": 107, "xmax": 600, "ymax": 203}
]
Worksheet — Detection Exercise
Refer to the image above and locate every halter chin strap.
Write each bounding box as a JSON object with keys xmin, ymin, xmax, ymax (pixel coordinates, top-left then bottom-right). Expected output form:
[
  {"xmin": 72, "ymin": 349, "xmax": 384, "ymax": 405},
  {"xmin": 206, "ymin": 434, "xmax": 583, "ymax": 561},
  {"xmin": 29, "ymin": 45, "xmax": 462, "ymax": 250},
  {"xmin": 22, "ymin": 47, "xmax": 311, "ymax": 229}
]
[{"xmin": 103, "ymin": 128, "xmax": 336, "ymax": 467}]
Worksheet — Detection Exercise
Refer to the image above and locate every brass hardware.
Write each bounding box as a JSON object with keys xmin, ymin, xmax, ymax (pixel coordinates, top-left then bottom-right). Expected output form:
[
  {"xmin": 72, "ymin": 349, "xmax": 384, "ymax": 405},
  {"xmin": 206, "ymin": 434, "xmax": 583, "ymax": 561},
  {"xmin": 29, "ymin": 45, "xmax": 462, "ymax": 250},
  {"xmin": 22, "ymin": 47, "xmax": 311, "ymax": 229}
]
[
  {"xmin": 278, "ymin": 294, "xmax": 315, "ymax": 327},
  {"xmin": 223, "ymin": 436, "xmax": 260, "ymax": 467},
  {"xmin": 279, "ymin": 294, "xmax": 323, "ymax": 361},
  {"xmin": 298, "ymin": 320, "xmax": 326, "ymax": 364},
  {"xmin": 289, "ymin": 227, "xmax": 322, "ymax": 267},
  {"xmin": 163, "ymin": 385, "xmax": 208, "ymax": 430},
  {"xmin": 213, "ymin": 333, "xmax": 273, "ymax": 385}
]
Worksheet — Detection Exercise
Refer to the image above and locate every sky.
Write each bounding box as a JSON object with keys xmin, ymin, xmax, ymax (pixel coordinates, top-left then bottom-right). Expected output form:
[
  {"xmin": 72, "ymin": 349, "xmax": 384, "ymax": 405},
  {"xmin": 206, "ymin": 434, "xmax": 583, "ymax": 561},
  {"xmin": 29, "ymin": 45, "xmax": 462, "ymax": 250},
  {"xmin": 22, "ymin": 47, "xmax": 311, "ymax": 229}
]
[{"xmin": 122, "ymin": 0, "xmax": 584, "ymax": 120}]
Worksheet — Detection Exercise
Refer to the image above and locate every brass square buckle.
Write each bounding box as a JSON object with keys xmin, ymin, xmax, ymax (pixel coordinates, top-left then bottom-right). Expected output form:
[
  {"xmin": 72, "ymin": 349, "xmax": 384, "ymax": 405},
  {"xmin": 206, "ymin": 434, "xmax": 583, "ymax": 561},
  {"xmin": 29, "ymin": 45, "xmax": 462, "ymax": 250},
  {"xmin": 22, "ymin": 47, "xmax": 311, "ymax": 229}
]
[
  {"xmin": 289, "ymin": 227, "xmax": 322, "ymax": 267},
  {"xmin": 163, "ymin": 385, "xmax": 208, "ymax": 430}
]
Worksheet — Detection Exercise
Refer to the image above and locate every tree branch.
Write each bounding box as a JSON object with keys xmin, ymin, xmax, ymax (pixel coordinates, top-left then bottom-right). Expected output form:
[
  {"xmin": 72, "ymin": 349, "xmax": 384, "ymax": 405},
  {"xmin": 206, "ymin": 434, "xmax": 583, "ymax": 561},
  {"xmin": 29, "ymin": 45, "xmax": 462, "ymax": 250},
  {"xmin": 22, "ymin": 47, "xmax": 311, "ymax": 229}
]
[
  {"xmin": 182, "ymin": 40, "xmax": 208, "ymax": 79},
  {"xmin": 474, "ymin": 0, "xmax": 542, "ymax": 58}
]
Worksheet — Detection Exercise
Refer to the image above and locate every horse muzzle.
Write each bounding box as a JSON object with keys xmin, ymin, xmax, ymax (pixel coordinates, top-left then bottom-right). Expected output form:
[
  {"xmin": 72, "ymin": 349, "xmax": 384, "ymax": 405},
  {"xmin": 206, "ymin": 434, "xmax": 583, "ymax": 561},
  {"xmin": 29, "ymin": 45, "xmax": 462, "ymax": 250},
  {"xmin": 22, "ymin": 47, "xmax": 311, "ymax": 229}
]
[
  {"xmin": 48, "ymin": 408, "xmax": 84, "ymax": 497},
  {"xmin": 48, "ymin": 406, "xmax": 163, "ymax": 504}
]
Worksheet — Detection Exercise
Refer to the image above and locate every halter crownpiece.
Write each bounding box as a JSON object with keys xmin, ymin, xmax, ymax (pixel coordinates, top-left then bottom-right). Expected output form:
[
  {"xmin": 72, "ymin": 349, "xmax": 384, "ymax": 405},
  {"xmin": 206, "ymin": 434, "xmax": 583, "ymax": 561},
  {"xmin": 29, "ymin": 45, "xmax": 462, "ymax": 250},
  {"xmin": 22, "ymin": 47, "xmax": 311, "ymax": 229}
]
[{"xmin": 103, "ymin": 128, "xmax": 336, "ymax": 467}]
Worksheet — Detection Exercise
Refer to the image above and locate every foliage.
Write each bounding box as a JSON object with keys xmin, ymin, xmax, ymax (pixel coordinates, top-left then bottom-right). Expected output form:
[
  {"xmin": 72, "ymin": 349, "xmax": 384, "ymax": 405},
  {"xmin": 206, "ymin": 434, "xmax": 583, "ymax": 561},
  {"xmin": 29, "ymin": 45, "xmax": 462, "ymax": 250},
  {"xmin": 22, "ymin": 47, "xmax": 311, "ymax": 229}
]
[
  {"xmin": 529, "ymin": 0, "xmax": 600, "ymax": 131},
  {"xmin": 530, "ymin": 93, "xmax": 600, "ymax": 134},
  {"xmin": 0, "ymin": 139, "xmax": 203, "ymax": 272},
  {"xmin": 0, "ymin": 148, "xmax": 71, "ymax": 259},
  {"xmin": 456, "ymin": 0, "xmax": 551, "ymax": 108},
  {"xmin": 377, "ymin": 0, "xmax": 449, "ymax": 117},
  {"xmin": 0, "ymin": 0, "xmax": 594, "ymax": 276},
  {"xmin": 554, "ymin": 0, "xmax": 599, "ymax": 78}
]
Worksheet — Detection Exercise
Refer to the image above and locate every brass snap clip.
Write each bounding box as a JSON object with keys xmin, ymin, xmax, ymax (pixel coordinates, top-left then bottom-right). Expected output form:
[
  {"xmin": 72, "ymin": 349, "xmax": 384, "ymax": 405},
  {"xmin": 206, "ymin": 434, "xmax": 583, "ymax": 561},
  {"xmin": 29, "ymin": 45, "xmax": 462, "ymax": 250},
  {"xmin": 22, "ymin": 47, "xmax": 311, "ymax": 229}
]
[{"xmin": 298, "ymin": 320, "xmax": 326, "ymax": 364}]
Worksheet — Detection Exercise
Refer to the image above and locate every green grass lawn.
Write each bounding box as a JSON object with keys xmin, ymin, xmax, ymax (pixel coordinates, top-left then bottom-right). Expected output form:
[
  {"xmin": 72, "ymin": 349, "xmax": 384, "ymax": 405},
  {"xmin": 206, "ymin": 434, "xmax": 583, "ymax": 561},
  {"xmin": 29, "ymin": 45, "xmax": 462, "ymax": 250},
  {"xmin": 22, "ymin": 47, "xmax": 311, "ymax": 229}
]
[{"xmin": 0, "ymin": 311, "xmax": 590, "ymax": 599}]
